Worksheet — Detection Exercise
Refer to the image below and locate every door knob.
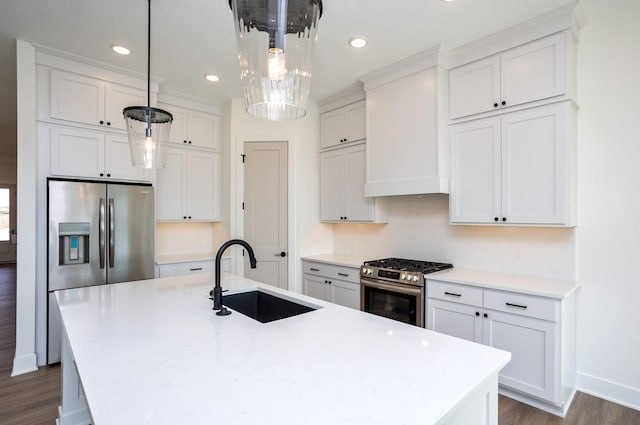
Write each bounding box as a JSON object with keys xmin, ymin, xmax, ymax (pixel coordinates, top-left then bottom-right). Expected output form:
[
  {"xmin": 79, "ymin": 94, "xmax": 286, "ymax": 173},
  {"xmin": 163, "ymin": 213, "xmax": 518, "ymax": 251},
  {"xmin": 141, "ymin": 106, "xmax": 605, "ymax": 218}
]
[{"xmin": 275, "ymin": 251, "xmax": 286, "ymax": 257}]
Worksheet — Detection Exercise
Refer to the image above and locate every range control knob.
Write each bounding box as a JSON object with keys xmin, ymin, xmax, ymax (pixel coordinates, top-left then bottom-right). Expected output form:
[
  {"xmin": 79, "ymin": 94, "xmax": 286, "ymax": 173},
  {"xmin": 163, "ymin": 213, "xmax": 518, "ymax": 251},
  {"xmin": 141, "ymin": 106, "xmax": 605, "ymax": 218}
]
[
  {"xmin": 413, "ymin": 276, "xmax": 419, "ymax": 282},
  {"xmin": 400, "ymin": 273, "xmax": 406, "ymax": 280}
]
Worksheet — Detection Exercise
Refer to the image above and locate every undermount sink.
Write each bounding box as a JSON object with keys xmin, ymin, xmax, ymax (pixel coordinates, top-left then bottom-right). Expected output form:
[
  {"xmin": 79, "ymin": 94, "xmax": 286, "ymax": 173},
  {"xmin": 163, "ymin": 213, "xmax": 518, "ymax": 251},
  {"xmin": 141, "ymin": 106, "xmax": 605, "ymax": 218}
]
[{"xmin": 222, "ymin": 289, "xmax": 317, "ymax": 323}]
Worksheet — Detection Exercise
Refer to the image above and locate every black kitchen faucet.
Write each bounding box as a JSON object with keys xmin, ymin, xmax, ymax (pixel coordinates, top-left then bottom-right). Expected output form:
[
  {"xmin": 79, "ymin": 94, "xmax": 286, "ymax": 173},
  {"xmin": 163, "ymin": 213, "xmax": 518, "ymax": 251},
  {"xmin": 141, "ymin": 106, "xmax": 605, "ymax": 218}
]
[{"xmin": 210, "ymin": 239, "xmax": 257, "ymax": 316}]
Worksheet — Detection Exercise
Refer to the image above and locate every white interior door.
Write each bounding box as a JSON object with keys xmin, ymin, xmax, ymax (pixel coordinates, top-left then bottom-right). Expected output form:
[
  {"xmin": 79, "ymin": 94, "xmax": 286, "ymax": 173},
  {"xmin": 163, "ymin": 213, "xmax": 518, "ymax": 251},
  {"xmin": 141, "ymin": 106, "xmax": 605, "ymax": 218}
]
[
  {"xmin": 0, "ymin": 185, "xmax": 17, "ymax": 263},
  {"xmin": 243, "ymin": 141, "xmax": 288, "ymax": 289}
]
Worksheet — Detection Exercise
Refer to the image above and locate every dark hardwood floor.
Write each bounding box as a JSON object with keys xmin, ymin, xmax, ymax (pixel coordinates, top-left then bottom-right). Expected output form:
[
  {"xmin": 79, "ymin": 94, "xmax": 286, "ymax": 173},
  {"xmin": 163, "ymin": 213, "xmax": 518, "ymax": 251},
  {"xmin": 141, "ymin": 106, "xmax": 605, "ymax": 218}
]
[{"xmin": 0, "ymin": 263, "xmax": 638, "ymax": 424}]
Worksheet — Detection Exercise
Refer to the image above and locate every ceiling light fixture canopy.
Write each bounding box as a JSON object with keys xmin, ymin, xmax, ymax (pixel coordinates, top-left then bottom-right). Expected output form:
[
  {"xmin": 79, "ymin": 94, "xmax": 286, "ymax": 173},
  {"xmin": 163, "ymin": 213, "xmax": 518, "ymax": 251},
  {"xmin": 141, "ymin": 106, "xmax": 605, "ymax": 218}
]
[
  {"xmin": 229, "ymin": 0, "xmax": 323, "ymax": 121},
  {"xmin": 123, "ymin": 0, "xmax": 172, "ymax": 169}
]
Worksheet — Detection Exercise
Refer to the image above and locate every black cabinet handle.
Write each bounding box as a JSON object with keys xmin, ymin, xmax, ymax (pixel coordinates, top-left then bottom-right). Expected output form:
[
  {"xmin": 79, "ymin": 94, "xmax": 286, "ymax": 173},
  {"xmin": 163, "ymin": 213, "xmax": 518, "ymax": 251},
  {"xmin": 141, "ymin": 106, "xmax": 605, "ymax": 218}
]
[
  {"xmin": 99, "ymin": 173, "xmax": 104, "ymax": 177},
  {"xmin": 493, "ymin": 103, "xmax": 498, "ymax": 108},
  {"xmin": 444, "ymin": 291, "xmax": 462, "ymax": 297},
  {"xmin": 327, "ymin": 280, "xmax": 332, "ymax": 285},
  {"xmin": 183, "ymin": 216, "xmax": 187, "ymax": 219},
  {"xmin": 310, "ymin": 267, "xmax": 320, "ymax": 272},
  {"xmin": 501, "ymin": 101, "xmax": 506, "ymax": 106},
  {"xmin": 188, "ymin": 140, "xmax": 192, "ymax": 144},
  {"xmin": 483, "ymin": 313, "xmax": 488, "ymax": 318},
  {"xmin": 188, "ymin": 216, "xmax": 192, "ymax": 219},
  {"xmin": 475, "ymin": 311, "xmax": 480, "ymax": 317},
  {"xmin": 183, "ymin": 140, "xmax": 187, "ymax": 144},
  {"xmin": 494, "ymin": 217, "xmax": 499, "ymax": 222},
  {"xmin": 99, "ymin": 120, "xmax": 104, "ymax": 124},
  {"xmin": 106, "ymin": 173, "xmax": 111, "ymax": 177},
  {"xmin": 106, "ymin": 121, "xmax": 111, "ymax": 126},
  {"xmin": 190, "ymin": 267, "xmax": 203, "ymax": 271},
  {"xmin": 337, "ymin": 272, "xmax": 349, "ymax": 277},
  {"xmin": 506, "ymin": 302, "xmax": 528, "ymax": 309},
  {"xmin": 502, "ymin": 217, "xmax": 507, "ymax": 222}
]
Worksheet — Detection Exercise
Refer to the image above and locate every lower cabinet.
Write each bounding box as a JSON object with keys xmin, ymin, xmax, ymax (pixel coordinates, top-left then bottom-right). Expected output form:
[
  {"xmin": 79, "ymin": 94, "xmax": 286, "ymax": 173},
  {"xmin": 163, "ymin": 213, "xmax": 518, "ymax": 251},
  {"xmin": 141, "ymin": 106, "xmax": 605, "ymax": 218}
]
[
  {"xmin": 302, "ymin": 260, "xmax": 360, "ymax": 310},
  {"xmin": 156, "ymin": 257, "xmax": 230, "ymax": 278},
  {"xmin": 427, "ymin": 279, "xmax": 575, "ymax": 413}
]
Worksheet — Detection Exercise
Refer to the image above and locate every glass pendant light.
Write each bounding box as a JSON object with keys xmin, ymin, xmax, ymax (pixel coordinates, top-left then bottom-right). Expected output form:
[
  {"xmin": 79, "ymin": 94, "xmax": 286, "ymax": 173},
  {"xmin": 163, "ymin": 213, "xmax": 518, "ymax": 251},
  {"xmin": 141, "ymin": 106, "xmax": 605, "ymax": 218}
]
[
  {"xmin": 229, "ymin": 0, "xmax": 323, "ymax": 121},
  {"xmin": 123, "ymin": 0, "xmax": 173, "ymax": 168}
]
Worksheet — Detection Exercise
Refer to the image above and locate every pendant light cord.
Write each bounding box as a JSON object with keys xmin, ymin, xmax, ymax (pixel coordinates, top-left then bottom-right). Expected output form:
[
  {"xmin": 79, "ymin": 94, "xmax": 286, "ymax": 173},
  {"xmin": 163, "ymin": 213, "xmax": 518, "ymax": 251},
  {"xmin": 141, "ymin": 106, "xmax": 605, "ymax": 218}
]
[{"xmin": 147, "ymin": 0, "xmax": 151, "ymax": 110}]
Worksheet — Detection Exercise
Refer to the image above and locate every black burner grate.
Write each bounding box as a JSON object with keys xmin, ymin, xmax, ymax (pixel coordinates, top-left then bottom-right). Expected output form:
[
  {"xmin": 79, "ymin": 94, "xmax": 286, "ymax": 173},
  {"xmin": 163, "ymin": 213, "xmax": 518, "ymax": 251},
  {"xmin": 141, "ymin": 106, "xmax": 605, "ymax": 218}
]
[{"xmin": 364, "ymin": 257, "xmax": 453, "ymax": 274}]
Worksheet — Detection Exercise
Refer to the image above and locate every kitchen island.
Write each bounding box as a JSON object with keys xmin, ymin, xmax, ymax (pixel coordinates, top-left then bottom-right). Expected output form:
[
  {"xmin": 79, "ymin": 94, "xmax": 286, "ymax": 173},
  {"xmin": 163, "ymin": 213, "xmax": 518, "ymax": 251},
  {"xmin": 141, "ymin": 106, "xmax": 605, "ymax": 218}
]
[{"xmin": 56, "ymin": 272, "xmax": 510, "ymax": 425}]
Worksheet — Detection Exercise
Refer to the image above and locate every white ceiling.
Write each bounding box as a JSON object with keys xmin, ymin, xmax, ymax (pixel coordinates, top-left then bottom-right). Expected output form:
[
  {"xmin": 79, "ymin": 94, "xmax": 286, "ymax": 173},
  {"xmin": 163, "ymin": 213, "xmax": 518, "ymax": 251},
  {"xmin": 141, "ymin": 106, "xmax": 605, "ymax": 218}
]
[{"xmin": 0, "ymin": 0, "xmax": 576, "ymax": 160}]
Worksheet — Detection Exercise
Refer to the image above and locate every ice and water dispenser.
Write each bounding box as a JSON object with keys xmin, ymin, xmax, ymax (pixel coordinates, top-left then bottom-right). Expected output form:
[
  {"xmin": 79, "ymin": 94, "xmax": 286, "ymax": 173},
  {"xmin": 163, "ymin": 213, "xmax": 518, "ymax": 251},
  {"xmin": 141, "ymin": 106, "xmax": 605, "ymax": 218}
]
[{"xmin": 58, "ymin": 222, "xmax": 90, "ymax": 265}]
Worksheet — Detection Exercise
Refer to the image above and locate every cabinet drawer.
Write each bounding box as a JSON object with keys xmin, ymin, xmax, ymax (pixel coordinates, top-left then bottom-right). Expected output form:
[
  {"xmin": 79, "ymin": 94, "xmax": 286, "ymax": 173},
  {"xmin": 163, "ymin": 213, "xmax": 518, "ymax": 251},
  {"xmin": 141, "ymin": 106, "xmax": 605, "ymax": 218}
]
[
  {"xmin": 427, "ymin": 280, "xmax": 483, "ymax": 307},
  {"xmin": 484, "ymin": 290, "xmax": 558, "ymax": 322},
  {"xmin": 302, "ymin": 261, "xmax": 360, "ymax": 284},
  {"xmin": 158, "ymin": 260, "xmax": 214, "ymax": 278}
]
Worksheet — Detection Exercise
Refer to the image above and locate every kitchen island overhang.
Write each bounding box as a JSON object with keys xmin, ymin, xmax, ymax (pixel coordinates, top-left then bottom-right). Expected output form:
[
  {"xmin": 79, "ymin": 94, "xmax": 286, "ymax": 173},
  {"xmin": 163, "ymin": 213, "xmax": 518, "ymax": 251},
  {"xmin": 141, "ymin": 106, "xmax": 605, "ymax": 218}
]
[{"xmin": 56, "ymin": 272, "xmax": 510, "ymax": 425}]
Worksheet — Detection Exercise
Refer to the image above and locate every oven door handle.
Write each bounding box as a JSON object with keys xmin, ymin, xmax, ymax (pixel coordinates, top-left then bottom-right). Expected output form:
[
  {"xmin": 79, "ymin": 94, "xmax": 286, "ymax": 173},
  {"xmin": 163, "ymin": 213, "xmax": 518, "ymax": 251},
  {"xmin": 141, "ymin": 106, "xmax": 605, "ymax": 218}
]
[{"xmin": 361, "ymin": 277, "xmax": 423, "ymax": 296}]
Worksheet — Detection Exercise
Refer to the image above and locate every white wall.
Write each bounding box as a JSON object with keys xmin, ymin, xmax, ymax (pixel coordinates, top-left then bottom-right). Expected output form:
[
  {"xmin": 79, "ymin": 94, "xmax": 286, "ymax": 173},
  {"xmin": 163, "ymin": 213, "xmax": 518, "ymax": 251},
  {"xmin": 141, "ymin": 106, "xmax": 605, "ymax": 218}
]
[
  {"xmin": 574, "ymin": 0, "xmax": 640, "ymax": 408},
  {"xmin": 227, "ymin": 98, "xmax": 333, "ymax": 293}
]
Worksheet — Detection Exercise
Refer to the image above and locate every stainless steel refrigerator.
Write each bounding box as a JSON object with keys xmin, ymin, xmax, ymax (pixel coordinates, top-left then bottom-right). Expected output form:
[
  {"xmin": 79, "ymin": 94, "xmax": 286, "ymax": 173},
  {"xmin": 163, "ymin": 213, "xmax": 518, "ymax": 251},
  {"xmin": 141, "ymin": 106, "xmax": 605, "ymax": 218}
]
[{"xmin": 47, "ymin": 179, "xmax": 155, "ymax": 363}]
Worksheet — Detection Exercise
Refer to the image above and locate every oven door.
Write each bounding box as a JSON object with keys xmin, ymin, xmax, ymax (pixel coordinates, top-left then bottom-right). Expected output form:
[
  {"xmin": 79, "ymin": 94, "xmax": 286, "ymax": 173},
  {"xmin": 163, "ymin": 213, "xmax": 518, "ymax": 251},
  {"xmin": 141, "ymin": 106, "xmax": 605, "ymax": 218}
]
[{"xmin": 361, "ymin": 277, "xmax": 424, "ymax": 327}]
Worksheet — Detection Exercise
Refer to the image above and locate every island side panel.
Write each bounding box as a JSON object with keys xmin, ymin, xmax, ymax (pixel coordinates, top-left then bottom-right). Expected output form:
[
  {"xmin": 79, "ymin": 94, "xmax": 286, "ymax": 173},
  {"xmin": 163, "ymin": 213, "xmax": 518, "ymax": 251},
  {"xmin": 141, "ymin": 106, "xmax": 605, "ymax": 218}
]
[{"xmin": 58, "ymin": 328, "xmax": 92, "ymax": 425}]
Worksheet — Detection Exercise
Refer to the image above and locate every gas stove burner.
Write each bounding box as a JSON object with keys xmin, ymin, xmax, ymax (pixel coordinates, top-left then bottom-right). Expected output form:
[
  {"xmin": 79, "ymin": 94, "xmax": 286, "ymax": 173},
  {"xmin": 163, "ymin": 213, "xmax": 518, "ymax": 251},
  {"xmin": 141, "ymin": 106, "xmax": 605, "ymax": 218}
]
[{"xmin": 363, "ymin": 258, "xmax": 453, "ymax": 274}]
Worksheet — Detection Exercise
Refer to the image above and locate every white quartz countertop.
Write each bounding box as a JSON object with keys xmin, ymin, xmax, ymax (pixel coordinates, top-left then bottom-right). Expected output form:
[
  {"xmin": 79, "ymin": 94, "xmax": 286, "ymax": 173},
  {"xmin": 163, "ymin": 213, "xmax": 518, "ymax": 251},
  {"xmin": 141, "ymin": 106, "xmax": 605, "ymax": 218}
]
[
  {"xmin": 301, "ymin": 253, "xmax": 371, "ymax": 268},
  {"xmin": 57, "ymin": 273, "xmax": 510, "ymax": 425},
  {"xmin": 427, "ymin": 268, "xmax": 579, "ymax": 299}
]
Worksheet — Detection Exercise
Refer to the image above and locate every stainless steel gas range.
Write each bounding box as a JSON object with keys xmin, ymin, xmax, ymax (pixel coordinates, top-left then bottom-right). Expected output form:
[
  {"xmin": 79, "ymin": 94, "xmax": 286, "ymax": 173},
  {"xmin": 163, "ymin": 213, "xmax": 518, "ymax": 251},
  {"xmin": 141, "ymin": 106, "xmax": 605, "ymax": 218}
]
[{"xmin": 360, "ymin": 258, "xmax": 453, "ymax": 327}]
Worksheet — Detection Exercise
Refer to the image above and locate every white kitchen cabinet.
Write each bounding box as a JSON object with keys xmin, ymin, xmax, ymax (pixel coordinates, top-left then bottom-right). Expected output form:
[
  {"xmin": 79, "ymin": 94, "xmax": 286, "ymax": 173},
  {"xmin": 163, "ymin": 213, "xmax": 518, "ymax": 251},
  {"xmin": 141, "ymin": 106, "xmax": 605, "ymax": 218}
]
[
  {"xmin": 302, "ymin": 260, "xmax": 360, "ymax": 310},
  {"xmin": 449, "ymin": 101, "xmax": 574, "ymax": 226},
  {"xmin": 320, "ymin": 100, "xmax": 366, "ymax": 150},
  {"xmin": 156, "ymin": 146, "xmax": 221, "ymax": 221},
  {"xmin": 320, "ymin": 143, "xmax": 386, "ymax": 223},
  {"xmin": 449, "ymin": 32, "xmax": 570, "ymax": 120},
  {"xmin": 361, "ymin": 51, "xmax": 449, "ymax": 196},
  {"xmin": 426, "ymin": 277, "xmax": 574, "ymax": 413},
  {"xmin": 48, "ymin": 125, "xmax": 148, "ymax": 181},
  {"xmin": 50, "ymin": 69, "xmax": 147, "ymax": 130},
  {"xmin": 157, "ymin": 102, "xmax": 221, "ymax": 151},
  {"xmin": 157, "ymin": 260, "xmax": 214, "ymax": 278}
]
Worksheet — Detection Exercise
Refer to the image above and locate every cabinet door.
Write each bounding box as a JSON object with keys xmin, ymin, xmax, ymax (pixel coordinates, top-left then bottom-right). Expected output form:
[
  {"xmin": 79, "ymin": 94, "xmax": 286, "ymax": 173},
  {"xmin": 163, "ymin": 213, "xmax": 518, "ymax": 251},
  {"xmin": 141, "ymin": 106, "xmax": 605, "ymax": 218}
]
[
  {"xmin": 158, "ymin": 260, "xmax": 214, "ymax": 277},
  {"xmin": 344, "ymin": 101, "xmax": 366, "ymax": 144},
  {"xmin": 320, "ymin": 149, "xmax": 345, "ymax": 221},
  {"xmin": 343, "ymin": 144, "xmax": 373, "ymax": 221},
  {"xmin": 501, "ymin": 103, "xmax": 569, "ymax": 224},
  {"xmin": 156, "ymin": 147, "xmax": 187, "ymax": 220},
  {"xmin": 50, "ymin": 70, "xmax": 105, "ymax": 126},
  {"xmin": 449, "ymin": 56, "xmax": 501, "ymax": 119},
  {"xmin": 449, "ymin": 117, "xmax": 501, "ymax": 224},
  {"xmin": 427, "ymin": 299, "xmax": 483, "ymax": 344},
  {"xmin": 483, "ymin": 309, "xmax": 558, "ymax": 404},
  {"xmin": 49, "ymin": 126, "xmax": 104, "ymax": 178},
  {"xmin": 158, "ymin": 103, "xmax": 188, "ymax": 144},
  {"xmin": 303, "ymin": 274, "xmax": 330, "ymax": 302},
  {"xmin": 330, "ymin": 279, "xmax": 360, "ymax": 310},
  {"xmin": 500, "ymin": 33, "xmax": 566, "ymax": 109},
  {"xmin": 320, "ymin": 108, "xmax": 345, "ymax": 150},
  {"xmin": 104, "ymin": 82, "xmax": 147, "ymax": 130},
  {"xmin": 104, "ymin": 134, "xmax": 148, "ymax": 181},
  {"xmin": 188, "ymin": 110, "xmax": 218, "ymax": 150},
  {"xmin": 186, "ymin": 150, "xmax": 220, "ymax": 220}
]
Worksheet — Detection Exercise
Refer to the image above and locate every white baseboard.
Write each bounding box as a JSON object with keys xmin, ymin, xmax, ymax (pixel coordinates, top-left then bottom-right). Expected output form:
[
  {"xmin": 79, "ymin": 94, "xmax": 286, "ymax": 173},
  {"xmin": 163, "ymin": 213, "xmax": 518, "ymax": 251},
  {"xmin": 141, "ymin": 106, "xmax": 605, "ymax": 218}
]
[
  {"xmin": 577, "ymin": 372, "xmax": 640, "ymax": 411},
  {"xmin": 11, "ymin": 353, "xmax": 38, "ymax": 376}
]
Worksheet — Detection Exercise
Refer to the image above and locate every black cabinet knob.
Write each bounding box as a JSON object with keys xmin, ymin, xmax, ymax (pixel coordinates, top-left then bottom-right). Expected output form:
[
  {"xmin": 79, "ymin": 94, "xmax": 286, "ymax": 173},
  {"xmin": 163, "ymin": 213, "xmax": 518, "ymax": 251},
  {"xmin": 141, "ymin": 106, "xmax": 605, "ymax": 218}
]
[
  {"xmin": 183, "ymin": 140, "xmax": 187, "ymax": 144},
  {"xmin": 502, "ymin": 217, "xmax": 507, "ymax": 222},
  {"xmin": 483, "ymin": 313, "xmax": 488, "ymax": 318},
  {"xmin": 99, "ymin": 173, "xmax": 104, "ymax": 177},
  {"xmin": 494, "ymin": 217, "xmax": 499, "ymax": 222},
  {"xmin": 99, "ymin": 120, "xmax": 104, "ymax": 125},
  {"xmin": 493, "ymin": 103, "xmax": 498, "ymax": 108},
  {"xmin": 188, "ymin": 141, "xmax": 192, "ymax": 144},
  {"xmin": 501, "ymin": 101, "xmax": 506, "ymax": 106},
  {"xmin": 476, "ymin": 312, "xmax": 480, "ymax": 317},
  {"xmin": 106, "ymin": 121, "xmax": 111, "ymax": 126},
  {"xmin": 183, "ymin": 216, "xmax": 187, "ymax": 219},
  {"xmin": 188, "ymin": 216, "xmax": 192, "ymax": 219},
  {"xmin": 107, "ymin": 173, "xmax": 111, "ymax": 177}
]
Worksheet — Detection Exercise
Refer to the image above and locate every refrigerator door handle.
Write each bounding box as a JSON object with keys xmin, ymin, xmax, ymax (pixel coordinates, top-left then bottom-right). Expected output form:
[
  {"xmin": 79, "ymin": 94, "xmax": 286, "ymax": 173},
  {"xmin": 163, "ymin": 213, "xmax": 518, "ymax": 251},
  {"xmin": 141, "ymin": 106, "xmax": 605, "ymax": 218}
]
[
  {"xmin": 99, "ymin": 198, "xmax": 105, "ymax": 269},
  {"xmin": 108, "ymin": 198, "xmax": 115, "ymax": 268}
]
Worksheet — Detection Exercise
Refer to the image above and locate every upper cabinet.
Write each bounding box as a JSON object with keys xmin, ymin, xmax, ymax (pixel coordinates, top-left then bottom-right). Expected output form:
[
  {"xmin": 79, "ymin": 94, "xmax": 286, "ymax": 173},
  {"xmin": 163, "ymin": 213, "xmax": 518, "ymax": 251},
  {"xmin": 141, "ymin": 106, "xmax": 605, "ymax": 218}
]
[
  {"xmin": 50, "ymin": 69, "xmax": 147, "ymax": 130},
  {"xmin": 361, "ymin": 47, "xmax": 449, "ymax": 197},
  {"xmin": 449, "ymin": 32, "xmax": 573, "ymax": 120},
  {"xmin": 157, "ymin": 102, "xmax": 222, "ymax": 151},
  {"xmin": 320, "ymin": 100, "xmax": 366, "ymax": 150},
  {"xmin": 449, "ymin": 101, "xmax": 575, "ymax": 226}
]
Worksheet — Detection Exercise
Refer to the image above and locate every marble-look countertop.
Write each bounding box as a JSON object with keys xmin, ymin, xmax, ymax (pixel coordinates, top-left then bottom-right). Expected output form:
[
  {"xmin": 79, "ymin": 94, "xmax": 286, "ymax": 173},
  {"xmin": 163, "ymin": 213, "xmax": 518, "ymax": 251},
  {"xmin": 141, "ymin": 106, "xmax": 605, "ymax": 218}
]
[
  {"xmin": 426, "ymin": 268, "xmax": 579, "ymax": 299},
  {"xmin": 300, "ymin": 253, "xmax": 372, "ymax": 268},
  {"xmin": 57, "ymin": 272, "xmax": 510, "ymax": 425}
]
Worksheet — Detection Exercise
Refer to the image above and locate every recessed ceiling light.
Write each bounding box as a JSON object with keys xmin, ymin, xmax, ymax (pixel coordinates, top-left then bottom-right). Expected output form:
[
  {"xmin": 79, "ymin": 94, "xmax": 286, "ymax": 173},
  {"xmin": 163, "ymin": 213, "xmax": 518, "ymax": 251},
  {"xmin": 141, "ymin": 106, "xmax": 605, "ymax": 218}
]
[
  {"xmin": 112, "ymin": 45, "xmax": 130, "ymax": 55},
  {"xmin": 349, "ymin": 37, "xmax": 367, "ymax": 48},
  {"xmin": 205, "ymin": 74, "xmax": 220, "ymax": 82}
]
